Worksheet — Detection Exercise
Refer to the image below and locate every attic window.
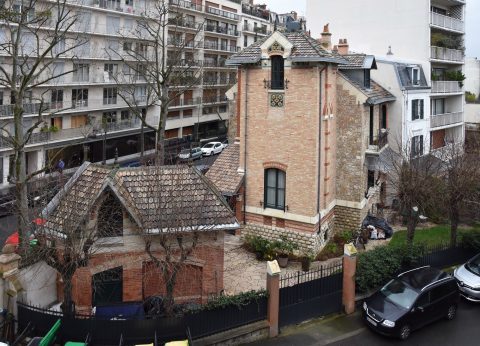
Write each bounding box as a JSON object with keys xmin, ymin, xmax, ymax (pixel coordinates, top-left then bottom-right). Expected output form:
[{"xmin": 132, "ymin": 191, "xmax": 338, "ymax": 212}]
[
  {"xmin": 412, "ymin": 67, "xmax": 420, "ymax": 86},
  {"xmin": 271, "ymin": 55, "xmax": 284, "ymax": 90},
  {"xmin": 98, "ymin": 191, "xmax": 123, "ymax": 238}
]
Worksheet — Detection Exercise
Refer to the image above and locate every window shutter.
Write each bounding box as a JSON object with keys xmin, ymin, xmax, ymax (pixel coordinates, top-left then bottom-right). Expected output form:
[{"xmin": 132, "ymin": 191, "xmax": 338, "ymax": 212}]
[
  {"xmin": 420, "ymin": 100, "xmax": 424, "ymax": 119},
  {"xmin": 412, "ymin": 100, "xmax": 417, "ymax": 120},
  {"xmin": 420, "ymin": 135, "xmax": 424, "ymax": 155}
]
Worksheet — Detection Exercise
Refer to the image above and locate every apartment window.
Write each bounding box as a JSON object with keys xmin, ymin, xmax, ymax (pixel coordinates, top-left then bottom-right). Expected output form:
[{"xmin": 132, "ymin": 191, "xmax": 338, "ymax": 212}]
[
  {"xmin": 135, "ymin": 63, "xmax": 146, "ymax": 81},
  {"xmin": 121, "ymin": 110, "xmax": 130, "ymax": 120},
  {"xmin": 135, "ymin": 42, "xmax": 148, "ymax": 56},
  {"xmin": 265, "ymin": 168, "xmax": 286, "ymax": 210},
  {"xmin": 367, "ymin": 170, "xmax": 375, "ymax": 189},
  {"xmin": 412, "ymin": 67, "xmax": 420, "ymax": 86},
  {"xmin": 53, "ymin": 38, "xmax": 66, "ymax": 56},
  {"xmin": 50, "ymin": 90, "xmax": 63, "ymax": 109},
  {"xmin": 243, "ymin": 35, "xmax": 248, "ymax": 47},
  {"xmin": 431, "ymin": 98, "xmax": 445, "ymax": 115},
  {"xmin": 73, "ymin": 63, "xmax": 89, "ymax": 82},
  {"xmin": 270, "ymin": 56, "xmax": 284, "ymax": 90},
  {"xmin": 411, "ymin": 135, "xmax": 424, "ymax": 157},
  {"xmin": 0, "ymin": 91, "xmax": 3, "ymax": 106},
  {"xmin": 123, "ymin": 41, "xmax": 132, "ymax": 52},
  {"xmin": 134, "ymin": 86, "xmax": 147, "ymax": 102},
  {"xmin": 412, "ymin": 99, "xmax": 424, "ymax": 120},
  {"xmin": 103, "ymin": 111, "xmax": 117, "ymax": 123},
  {"xmin": 72, "ymin": 89, "xmax": 88, "ymax": 108},
  {"xmin": 104, "ymin": 63, "xmax": 118, "ymax": 80},
  {"xmin": 125, "ymin": 0, "xmax": 134, "ymax": 5},
  {"xmin": 103, "ymin": 88, "xmax": 117, "ymax": 105},
  {"xmin": 106, "ymin": 16, "xmax": 120, "ymax": 33},
  {"xmin": 364, "ymin": 69, "xmax": 371, "ymax": 88}
]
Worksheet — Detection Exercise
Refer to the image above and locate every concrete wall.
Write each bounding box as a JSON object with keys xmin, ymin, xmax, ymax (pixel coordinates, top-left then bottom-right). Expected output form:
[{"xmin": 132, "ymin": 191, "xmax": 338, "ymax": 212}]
[
  {"xmin": 465, "ymin": 104, "xmax": 480, "ymax": 124},
  {"xmin": 465, "ymin": 57, "xmax": 480, "ymax": 96},
  {"xmin": 18, "ymin": 261, "xmax": 57, "ymax": 308},
  {"xmin": 306, "ymin": 0, "xmax": 431, "ymax": 62}
]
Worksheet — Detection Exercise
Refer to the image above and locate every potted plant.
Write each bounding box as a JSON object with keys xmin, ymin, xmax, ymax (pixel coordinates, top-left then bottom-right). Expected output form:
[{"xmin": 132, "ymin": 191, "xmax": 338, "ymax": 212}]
[
  {"xmin": 275, "ymin": 236, "xmax": 298, "ymax": 268},
  {"xmin": 301, "ymin": 251, "xmax": 316, "ymax": 272}
]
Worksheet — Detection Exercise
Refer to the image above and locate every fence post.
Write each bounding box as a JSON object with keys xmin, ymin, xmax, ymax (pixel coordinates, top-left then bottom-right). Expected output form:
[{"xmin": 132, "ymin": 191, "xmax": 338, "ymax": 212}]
[
  {"xmin": 342, "ymin": 244, "xmax": 357, "ymax": 315},
  {"xmin": 266, "ymin": 260, "xmax": 281, "ymax": 338}
]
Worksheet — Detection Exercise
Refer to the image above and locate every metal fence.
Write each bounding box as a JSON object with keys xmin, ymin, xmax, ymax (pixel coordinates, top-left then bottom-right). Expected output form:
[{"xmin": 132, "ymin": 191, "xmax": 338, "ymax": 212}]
[
  {"xmin": 279, "ymin": 261, "xmax": 343, "ymax": 327},
  {"xmin": 18, "ymin": 297, "xmax": 267, "ymax": 345},
  {"xmin": 413, "ymin": 243, "xmax": 477, "ymax": 269}
]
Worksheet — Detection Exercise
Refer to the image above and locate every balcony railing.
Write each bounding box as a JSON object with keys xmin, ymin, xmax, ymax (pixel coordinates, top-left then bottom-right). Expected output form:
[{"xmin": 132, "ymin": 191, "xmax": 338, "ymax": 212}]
[
  {"xmin": 205, "ymin": 6, "xmax": 240, "ymax": 21},
  {"xmin": 430, "ymin": 12, "xmax": 464, "ymax": 32},
  {"xmin": 167, "ymin": 18, "xmax": 203, "ymax": 30},
  {"xmin": 430, "ymin": 46, "xmax": 464, "ymax": 62},
  {"xmin": 242, "ymin": 23, "xmax": 270, "ymax": 35},
  {"xmin": 0, "ymin": 102, "xmax": 49, "ymax": 118},
  {"xmin": 431, "ymin": 81, "xmax": 463, "ymax": 93},
  {"xmin": 203, "ymin": 42, "xmax": 239, "ymax": 52},
  {"xmin": 430, "ymin": 111, "xmax": 463, "ymax": 128},
  {"xmin": 204, "ymin": 25, "xmax": 239, "ymax": 37},
  {"xmin": 203, "ymin": 96, "xmax": 228, "ymax": 104},
  {"xmin": 168, "ymin": 0, "xmax": 203, "ymax": 12},
  {"xmin": 169, "ymin": 97, "xmax": 201, "ymax": 107},
  {"xmin": 367, "ymin": 129, "xmax": 389, "ymax": 154},
  {"xmin": 241, "ymin": 4, "xmax": 270, "ymax": 20}
]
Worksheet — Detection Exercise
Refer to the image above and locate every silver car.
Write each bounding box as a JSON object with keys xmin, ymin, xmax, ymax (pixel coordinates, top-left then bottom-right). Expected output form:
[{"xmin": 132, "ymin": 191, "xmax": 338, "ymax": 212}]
[{"xmin": 454, "ymin": 253, "xmax": 480, "ymax": 302}]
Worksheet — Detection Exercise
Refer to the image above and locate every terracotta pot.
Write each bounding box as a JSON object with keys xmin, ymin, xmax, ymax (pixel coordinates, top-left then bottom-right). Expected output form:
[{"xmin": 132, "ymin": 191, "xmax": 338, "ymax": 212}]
[{"xmin": 277, "ymin": 255, "xmax": 289, "ymax": 268}]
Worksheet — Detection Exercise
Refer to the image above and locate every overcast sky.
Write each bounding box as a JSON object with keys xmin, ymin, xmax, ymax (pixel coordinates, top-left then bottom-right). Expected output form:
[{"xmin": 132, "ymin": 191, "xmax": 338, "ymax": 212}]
[{"xmin": 260, "ymin": 0, "xmax": 479, "ymax": 58}]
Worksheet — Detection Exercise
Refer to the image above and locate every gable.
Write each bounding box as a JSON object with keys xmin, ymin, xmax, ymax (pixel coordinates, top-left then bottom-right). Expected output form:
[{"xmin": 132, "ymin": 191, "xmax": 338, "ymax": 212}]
[{"xmin": 260, "ymin": 31, "xmax": 294, "ymax": 60}]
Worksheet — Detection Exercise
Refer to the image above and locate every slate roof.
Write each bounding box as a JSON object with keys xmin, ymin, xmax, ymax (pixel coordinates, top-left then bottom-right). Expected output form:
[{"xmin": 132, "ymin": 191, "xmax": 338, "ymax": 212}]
[
  {"xmin": 206, "ymin": 144, "xmax": 243, "ymax": 196},
  {"xmin": 226, "ymin": 31, "xmax": 346, "ymax": 65},
  {"xmin": 339, "ymin": 72, "xmax": 396, "ymax": 105},
  {"xmin": 394, "ymin": 63, "xmax": 429, "ymax": 90},
  {"xmin": 338, "ymin": 54, "xmax": 377, "ymax": 70},
  {"xmin": 41, "ymin": 162, "xmax": 239, "ymax": 236}
]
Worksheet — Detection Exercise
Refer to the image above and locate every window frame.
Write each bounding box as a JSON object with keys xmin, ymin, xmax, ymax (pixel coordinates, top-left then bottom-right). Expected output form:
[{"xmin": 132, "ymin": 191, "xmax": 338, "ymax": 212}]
[
  {"xmin": 264, "ymin": 168, "xmax": 286, "ymax": 211},
  {"xmin": 270, "ymin": 55, "xmax": 285, "ymax": 90},
  {"xmin": 412, "ymin": 99, "xmax": 424, "ymax": 121},
  {"xmin": 411, "ymin": 135, "xmax": 424, "ymax": 157}
]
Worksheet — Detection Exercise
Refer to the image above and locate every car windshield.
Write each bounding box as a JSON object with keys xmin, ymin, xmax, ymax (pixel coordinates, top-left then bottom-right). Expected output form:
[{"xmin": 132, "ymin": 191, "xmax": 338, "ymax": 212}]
[
  {"xmin": 380, "ymin": 279, "xmax": 419, "ymax": 309},
  {"xmin": 203, "ymin": 144, "xmax": 214, "ymax": 148},
  {"xmin": 466, "ymin": 255, "xmax": 480, "ymax": 275},
  {"xmin": 180, "ymin": 149, "xmax": 190, "ymax": 154}
]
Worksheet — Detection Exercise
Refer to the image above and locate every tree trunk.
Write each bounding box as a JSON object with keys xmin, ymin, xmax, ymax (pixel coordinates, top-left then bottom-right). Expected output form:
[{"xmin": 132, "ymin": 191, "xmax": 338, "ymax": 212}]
[
  {"xmin": 62, "ymin": 273, "xmax": 75, "ymax": 317},
  {"xmin": 140, "ymin": 123, "xmax": 145, "ymax": 158},
  {"xmin": 155, "ymin": 92, "xmax": 168, "ymax": 166},
  {"xmin": 406, "ymin": 211, "xmax": 417, "ymax": 248},
  {"xmin": 163, "ymin": 267, "xmax": 178, "ymax": 317},
  {"xmin": 450, "ymin": 206, "xmax": 459, "ymax": 247}
]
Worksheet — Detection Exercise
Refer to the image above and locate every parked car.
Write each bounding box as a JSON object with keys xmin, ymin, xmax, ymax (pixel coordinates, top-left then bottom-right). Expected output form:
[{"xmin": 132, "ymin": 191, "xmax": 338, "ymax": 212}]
[
  {"xmin": 454, "ymin": 253, "xmax": 480, "ymax": 302},
  {"xmin": 201, "ymin": 142, "xmax": 223, "ymax": 156},
  {"xmin": 178, "ymin": 147, "xmax": 203, "ymax": 161},
  {"xmin": 363, "ymin": 266, "xmax": 459, "ymax": 340},
  {"xmin": 222, "ymin": 139, "xmax": 229, "ymax": 149}
]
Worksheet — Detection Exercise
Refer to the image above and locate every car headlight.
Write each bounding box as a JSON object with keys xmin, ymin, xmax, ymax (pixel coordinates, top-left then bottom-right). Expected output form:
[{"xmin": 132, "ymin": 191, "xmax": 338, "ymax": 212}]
[
  {"xmin": 363, "ymin": 302, "xmax": 367, "ymax": 311},
  {"xmin": 382, "ymin": 320, "xmax": 395, "ymax": 328}
]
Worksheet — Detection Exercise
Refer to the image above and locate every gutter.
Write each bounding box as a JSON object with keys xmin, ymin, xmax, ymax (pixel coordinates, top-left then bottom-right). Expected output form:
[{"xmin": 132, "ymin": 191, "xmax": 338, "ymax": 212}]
[
  {"xmin": 243, "ymin": 68, "xmax": 249, "ymax": 225},
  {"xmin": 317, "ymin": 66, "xmax": 326, "ymax": 214}
]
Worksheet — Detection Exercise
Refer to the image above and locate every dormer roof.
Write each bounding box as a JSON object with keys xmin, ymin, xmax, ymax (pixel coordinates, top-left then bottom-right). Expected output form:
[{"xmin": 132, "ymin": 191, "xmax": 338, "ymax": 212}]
[{"xmin": 339, "ymin": 54, "xmax": 377, "ymax": 70}]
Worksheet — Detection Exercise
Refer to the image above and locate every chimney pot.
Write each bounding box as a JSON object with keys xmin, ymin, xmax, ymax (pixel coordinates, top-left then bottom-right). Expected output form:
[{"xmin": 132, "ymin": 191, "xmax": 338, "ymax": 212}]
[
  {"xmin": 320, "ymin": 23, "xmax": 332, "ymax": 50},
  {"xmin": 337, "ymin": 38, "xmax": 349, "ymax": 55}
]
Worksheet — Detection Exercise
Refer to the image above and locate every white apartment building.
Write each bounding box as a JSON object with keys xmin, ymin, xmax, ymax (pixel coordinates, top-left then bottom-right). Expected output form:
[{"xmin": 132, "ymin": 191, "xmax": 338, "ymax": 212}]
[
  {"xmin": 307, "ymin": 0, "xmax": 466, "ymax": 155},
  {"xmin": 240, "ymin": 1, "xmax": 272, "ymax": 49},
  {"xmin": 465, "ymin": 57, "xmax": 480, "ymax": 97},
  {"xmin": 0, "ymin": 0, "xmax": 250, "ymax": 186}
]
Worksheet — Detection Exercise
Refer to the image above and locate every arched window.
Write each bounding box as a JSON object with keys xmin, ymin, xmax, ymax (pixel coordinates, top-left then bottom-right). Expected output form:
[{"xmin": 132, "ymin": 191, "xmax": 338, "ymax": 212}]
[
  {"xmin": 264, "ymin": 168, "xmax": 286, "ymax": 210},
  {"xmin": 98, "ymin": 190, "xmax": 123, "ymax": 237},
  {"xmin": 270, "ymin": 55, "xmax": 284, "ymax": 90}
]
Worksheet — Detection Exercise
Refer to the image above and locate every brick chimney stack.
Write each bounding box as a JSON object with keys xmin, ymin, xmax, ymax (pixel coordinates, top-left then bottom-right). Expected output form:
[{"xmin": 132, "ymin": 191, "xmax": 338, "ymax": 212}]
[
  {"xmin": 337, "ymin": 38, "xmax": 349, "ymax": 55},
  {"xmin": 320, "ymin": 23, "xmax": 332, "ymax": 50}
]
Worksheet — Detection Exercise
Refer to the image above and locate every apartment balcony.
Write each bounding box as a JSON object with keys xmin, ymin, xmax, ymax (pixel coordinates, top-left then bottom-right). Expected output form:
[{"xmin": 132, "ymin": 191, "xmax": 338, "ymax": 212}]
[
  {"xmin": 366, "ymin": 129, "xmax": 389, "ymax": 156},
  {"xmin": 241, "ymin": 4, "xmax": 270, "ymax": 21},
  {"xmin": 169, "ymin": 97, "xmax": 201, "ymax": 108},
  {"xmin": 430, "ymin": 111, "xmax": 463, "ymax": 128},
  {"xmin": 431, "ymin": 81, "xmax": 463, "ymax": 94},
  {"xmin": 430, "ymin": 46, "xmax": 464, "ymax": 63},
  {"xmin": 204, "ymin": 25, "xmax": 239, "ymax": 37},
  {"xmin": 0, "ymin": 102, "xmax": 48, "ymax": 118},
  {"xmin": 167, "ymin": 18, "xmax": 204, "ymax": 31},
  {"xmin": 205, "ymin": 6, "xmax": 240, "ymax": 21},
  {"xmin": 203, "ymin": 42, "xmax": 239, "ymax": 53},
  {"xmin": 202, "ymin": 96, "xmax": 228, "ymax": 104},
  {"xmin": 430, "ymin": 12, "xmax": 464, "ymax": 33},
  {"xmin": 168, "ymin": 0, "xmax": 203, "ymax": 12},
  {"xmin": 242, "ymin": 23, "xmax": 270, "ymax": 35}
]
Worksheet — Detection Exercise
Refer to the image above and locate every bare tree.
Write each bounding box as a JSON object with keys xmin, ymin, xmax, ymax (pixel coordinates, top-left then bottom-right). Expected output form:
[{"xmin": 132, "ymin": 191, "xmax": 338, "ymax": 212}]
[
  {"xmin": 436, "ymin": 141, "xmax": 480, "ymax": 246},
  {"xmin": 110, "ymin": 0, "xmax": 205, "ymax": 165},
  {"xmin": 387, "ymin": 140, "xmax": 442, "ymax": 246},
  {"xmin": 0, "ymin": 0, "xmax": 82, "ymax": 251}
]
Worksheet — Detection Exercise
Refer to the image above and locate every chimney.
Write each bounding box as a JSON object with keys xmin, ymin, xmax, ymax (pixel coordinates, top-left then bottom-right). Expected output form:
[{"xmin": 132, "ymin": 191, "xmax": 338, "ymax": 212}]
[
  {"xmin": 337, "ymin": 38, "xmax": 349, "ymax": 55},
  {"xmin": 332, "ymin": 45, "xmax": 338, "ymax": 54},
  {"xmin": 320, "ymin": 23, "xmax": 332, "ymax": 50},
  {"xmin": 291, "ymin": 11, "xmax": 298, "ymax": 20}
]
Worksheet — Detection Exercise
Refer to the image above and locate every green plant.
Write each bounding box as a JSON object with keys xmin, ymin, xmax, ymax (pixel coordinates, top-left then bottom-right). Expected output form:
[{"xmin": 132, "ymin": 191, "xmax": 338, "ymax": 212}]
[
  {"xmin": 431, "ymin": 32, "xmax": 464, "ymax": 51},
  {"xmin": 445, "ymin": 70, "xmax": 466, "ymax": 87},
  {"xmin": 466, "ymin": 91, "xmax": 477, "ymax": 103},
  {"xmin": 244, "ymin": 235, "xmax": 276, "ymax": 261},
  {"xmin": 461, "ymin": 230, "xmax": 480, "ymax": 251},
  {"xmin": 49, "ymin": 125, "xmax": 59, "ymax": 133},
  {"xmin": 194, "ymin": 290, "xmax": 269, "ymax": 312},
  {"xmin": 273, "ymin": 235, "xmax": 298, "ymax": 257}
]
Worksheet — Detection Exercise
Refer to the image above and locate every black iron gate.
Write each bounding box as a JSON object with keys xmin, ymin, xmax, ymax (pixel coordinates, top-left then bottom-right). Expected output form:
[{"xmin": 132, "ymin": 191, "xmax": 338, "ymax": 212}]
[{"xmin": 279, "ymin": 261, "xmax": 343, "ymax": 327}]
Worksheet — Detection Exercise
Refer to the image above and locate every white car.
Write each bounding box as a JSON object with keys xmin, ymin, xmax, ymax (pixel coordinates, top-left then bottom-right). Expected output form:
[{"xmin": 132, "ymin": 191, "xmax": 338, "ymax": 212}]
[
  {"xmin": 454, "ymin": 253, "xmax": 480, "ymax": 302},
  {"xmin": 201, "ymin": 142, "xmax": 223, "ymax": 156}
]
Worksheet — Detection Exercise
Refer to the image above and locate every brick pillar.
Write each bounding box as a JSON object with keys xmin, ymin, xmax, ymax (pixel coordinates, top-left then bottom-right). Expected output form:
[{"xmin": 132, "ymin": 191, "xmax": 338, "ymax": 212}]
[
  {"xmin": 342, "ymin": 253, "xmax": 357, "ymax": 315},
  {"xmin": 266, "ymin": 261, "xmax": 281, "ymax": 338}
]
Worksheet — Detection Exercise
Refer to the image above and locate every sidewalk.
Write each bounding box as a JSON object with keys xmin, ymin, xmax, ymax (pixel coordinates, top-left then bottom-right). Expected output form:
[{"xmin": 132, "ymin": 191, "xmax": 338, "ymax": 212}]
[{"xmin": 246, "ymin": 311, "xmax": 365, "ymax": 346}]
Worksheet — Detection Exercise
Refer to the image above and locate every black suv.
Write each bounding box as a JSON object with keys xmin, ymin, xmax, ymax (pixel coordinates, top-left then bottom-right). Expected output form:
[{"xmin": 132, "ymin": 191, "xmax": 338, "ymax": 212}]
[{"xmin": 362, "ymin": 266, "xmax": 459, "ymax": 340}]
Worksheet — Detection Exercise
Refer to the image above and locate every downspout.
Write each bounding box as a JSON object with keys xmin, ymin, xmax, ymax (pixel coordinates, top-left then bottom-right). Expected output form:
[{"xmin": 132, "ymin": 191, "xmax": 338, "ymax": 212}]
[
  {"xmin": 323, "ymin": 65, "xmax": 331, "ymax": 212},
  {"xmin": 243, "ymin": 68, "xmax": 248, "ymax": 225},
  {"xmin": 317, "ymin": 66, "xmax": 326, "ymax": 214}
]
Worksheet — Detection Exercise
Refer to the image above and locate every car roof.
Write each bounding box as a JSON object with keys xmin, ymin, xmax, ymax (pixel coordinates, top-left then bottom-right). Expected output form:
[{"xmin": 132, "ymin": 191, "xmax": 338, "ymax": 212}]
[
  {"xmin": 398, "ymin": 266, "xmax": 450, "ymax": 291},
  {"xmin": 205, "ymin": 141, "xmax": 221, "ymax": 145}
]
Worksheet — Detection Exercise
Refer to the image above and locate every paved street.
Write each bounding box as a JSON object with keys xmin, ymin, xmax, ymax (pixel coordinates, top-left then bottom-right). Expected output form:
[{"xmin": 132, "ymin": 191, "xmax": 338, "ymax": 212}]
[{"xmin": 252, "ymin": 300, "xmax": 479, "ymax": 346}]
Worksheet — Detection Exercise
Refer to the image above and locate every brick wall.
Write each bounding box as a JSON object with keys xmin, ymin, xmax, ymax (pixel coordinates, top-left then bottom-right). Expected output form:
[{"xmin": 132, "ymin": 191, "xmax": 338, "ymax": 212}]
[{"xmin": 67, "ymin": 231, "xmax": 225, "ymax": 311}]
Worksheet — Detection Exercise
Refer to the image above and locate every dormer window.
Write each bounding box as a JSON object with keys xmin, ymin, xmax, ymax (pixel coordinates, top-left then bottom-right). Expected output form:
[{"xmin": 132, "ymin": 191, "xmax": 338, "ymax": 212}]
[
  {"xmin": 412, "ymin": 67, "xmax": 420, "ymax": 86},
  {"xmin": 271, "ymin": 55, "xmax": 284, "ymax": 90},
  {"xmin": 364, "ymin": 69, "xmax": 371, "ymax": 89}
]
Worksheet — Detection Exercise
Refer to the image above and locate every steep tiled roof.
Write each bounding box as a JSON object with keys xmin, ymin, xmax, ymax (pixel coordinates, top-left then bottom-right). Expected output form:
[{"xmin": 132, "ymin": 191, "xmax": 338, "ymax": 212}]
[
  {"xmin": 394, "ymin": 63, "xmax": 429, "ymax": 90},
  {"xmin": 206, "ymin": 144, "xmax": 243, "ymax": 196},
  {"xmin": 226, "ymin": 32, "xmax": 345, "ymax": 65},
  {"xmin": 41, "ymin": 163, "xmax": 238, "ymax": 236},
  {"xmin": 339, "ymin": 72, "xmax": 396, "ymax": 105},
  {"xmin": 339, "ymin": 54, "xmax": 376, "ymax": 70}
]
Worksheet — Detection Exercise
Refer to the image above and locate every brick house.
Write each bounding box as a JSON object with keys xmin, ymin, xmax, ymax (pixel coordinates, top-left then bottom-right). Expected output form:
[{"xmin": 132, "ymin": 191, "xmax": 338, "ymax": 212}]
[
  {"xmin": 39, "ymin": 162, "xmax": 238, "ymax": 312},
  {"xmin": 335, "ymin": 48, "xmax": 396, "ymax": 231},
  {"xmin": 225, "ymin": 31, "xmax": 345, "ymax": 253}
]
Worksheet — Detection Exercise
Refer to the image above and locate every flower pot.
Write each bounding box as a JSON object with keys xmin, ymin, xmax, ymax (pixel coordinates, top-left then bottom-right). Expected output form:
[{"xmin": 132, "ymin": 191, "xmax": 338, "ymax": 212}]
[
  {"xmin": 255, "ymin": 251, "xmax": 263, "ymax": 261},
  {"xmin": 301, "ymin": 258, "xmax": 311, "ymax": 272},
  {"xmin": 277, "ymin": 254, "xmax": 289, "ymax": 268}
]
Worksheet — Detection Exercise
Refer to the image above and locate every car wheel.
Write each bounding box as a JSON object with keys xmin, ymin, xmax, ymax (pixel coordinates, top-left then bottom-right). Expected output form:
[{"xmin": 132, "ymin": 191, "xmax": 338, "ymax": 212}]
[
  {"xmin": 446, "ymin": 304, "xmax": 457, "ymax": 320},
  {"xmin": 399, "ymin": 325, "xmax": 411, "ymax": 340}
]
